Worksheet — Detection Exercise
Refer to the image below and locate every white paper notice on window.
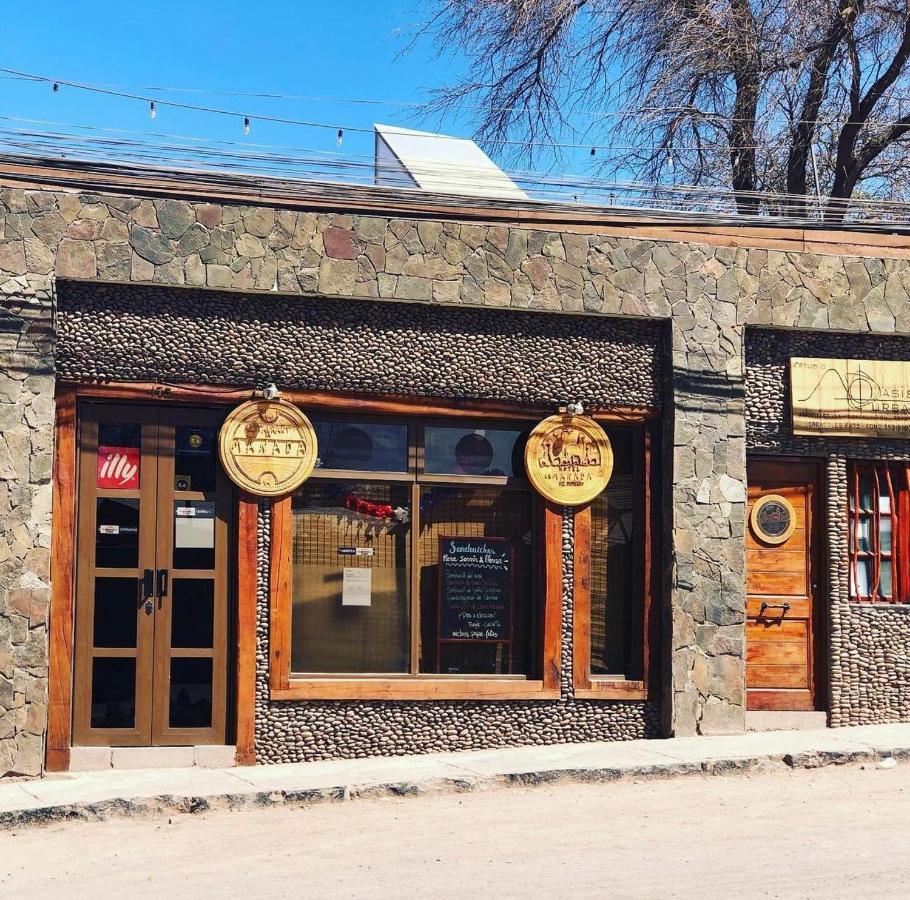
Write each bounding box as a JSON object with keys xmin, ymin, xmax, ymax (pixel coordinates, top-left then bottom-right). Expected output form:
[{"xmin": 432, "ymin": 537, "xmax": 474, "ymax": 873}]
[{"xmin": 342, "ymin": 567, "xmax": 372, "ymax": 606}]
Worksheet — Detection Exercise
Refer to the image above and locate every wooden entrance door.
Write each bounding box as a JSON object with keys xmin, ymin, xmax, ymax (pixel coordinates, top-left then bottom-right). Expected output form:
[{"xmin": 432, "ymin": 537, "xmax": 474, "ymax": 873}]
[
  {"xmin": 72, "ymin": 403, "xmax": 231, "ymax": 746},
  {"xmin": 746, "ymin": 459, "xmax": 823, "ymax": 711}
]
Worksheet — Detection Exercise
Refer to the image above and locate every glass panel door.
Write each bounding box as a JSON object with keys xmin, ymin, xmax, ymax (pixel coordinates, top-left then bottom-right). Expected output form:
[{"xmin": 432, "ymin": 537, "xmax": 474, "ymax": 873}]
[
  {"xmin": 73, "ymin": 405, "xmax": 159, "ymax": 746},
  {"xmin": 73, "ymin": 404, "xmax": 230, "ymax": 748},
  {"xmin": 151, "ymin": 410, "xmax": 229, "ymax": 745}
]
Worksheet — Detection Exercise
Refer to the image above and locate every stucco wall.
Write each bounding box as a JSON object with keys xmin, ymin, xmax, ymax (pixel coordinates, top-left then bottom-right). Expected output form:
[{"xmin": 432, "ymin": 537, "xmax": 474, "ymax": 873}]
[{"xmin": 3, "ymin": 182, "xmax": 910, "ymax": 773}]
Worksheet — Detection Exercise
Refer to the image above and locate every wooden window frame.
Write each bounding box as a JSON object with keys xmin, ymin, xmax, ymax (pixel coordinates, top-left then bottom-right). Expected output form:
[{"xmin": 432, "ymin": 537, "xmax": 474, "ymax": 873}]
[
  {"xmin": 269, "ymin": 412, "xmax": 564, "ymax": 701},
  {"xmin": 572, "ymin": 422, "xmax": 659, "ymax": 700},
  {"xmin": 848, "ymin": 460, "xmax": 910, "ymax": 605}
]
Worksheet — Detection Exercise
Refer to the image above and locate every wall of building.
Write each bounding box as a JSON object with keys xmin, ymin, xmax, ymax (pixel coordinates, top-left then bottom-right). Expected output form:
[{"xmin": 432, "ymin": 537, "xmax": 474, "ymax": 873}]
[
  {"xmin": 2, "ymin": 182, "xmax": 910, "ymax": 773},
  {"xmin": 746, "ymin": 327, "xmax": 910, "ymax": 725}
]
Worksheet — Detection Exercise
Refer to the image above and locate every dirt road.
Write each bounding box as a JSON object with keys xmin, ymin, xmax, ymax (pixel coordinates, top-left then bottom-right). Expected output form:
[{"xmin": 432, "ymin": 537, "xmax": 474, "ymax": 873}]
[{"xmin": 1, "ymin": 762, "xmax": 908, "ymax": 898}]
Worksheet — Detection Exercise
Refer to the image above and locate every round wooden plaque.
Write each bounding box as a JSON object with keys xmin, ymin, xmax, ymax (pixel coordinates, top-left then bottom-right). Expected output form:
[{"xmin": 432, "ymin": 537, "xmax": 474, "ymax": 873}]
[
  {"xmin": 750, "ymin": 493, "xmax": 796, "ymax": 545},
  {"xmin": 218, "ymin": 399, "xmax": 318, "ymax": 497},
  {"xmin": 524, "ymin": 414, "xmax": 613, "ymax": 506}
]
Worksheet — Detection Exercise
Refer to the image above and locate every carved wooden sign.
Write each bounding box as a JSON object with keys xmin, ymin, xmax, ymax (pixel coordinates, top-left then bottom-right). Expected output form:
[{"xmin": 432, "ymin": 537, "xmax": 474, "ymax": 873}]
[
  {"xmin": 524, "ymin": 414, "xmax": 613, "ymax": 505},
  {"xmin": 218, "ymin": 400, "xmax": 318, "ymax": 496},
  {"xmin": 791, "ymin": 356, "xmax": 910, "ymax": 438},
  {"xmin": 750, "ymin": 494, "xmax": 796, "ymax": 545}
]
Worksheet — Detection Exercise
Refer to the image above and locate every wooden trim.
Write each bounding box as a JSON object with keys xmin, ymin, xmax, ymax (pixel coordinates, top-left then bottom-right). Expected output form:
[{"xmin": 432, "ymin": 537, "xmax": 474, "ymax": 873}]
[
  {"xmin": 268, "ymin": 495, "xmax": 292, "ymax": 694},
  {"xmin": 234, "ymin": 492, "xmax": 259, "ymax": 765},
  {"xmin": 63, "ymin": 380, "xmax": 659, "ymax": 424},
  {"xmin": 571, "ymin": 425, "xmax": 658, "ymax": 701},
  {"xmin": 46, "ymin": 388, "xmax": 77, "ymax": 772},
  {"xmin": 541, "ymin": 501, "xmax": 563, "ymax": 692},
  {"xmin": 273, "ymin": 679, "xmax": 559, "ymax": 701}
]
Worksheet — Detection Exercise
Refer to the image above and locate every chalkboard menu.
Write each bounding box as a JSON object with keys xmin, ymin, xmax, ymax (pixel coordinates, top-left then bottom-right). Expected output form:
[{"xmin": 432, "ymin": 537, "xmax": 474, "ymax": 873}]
[{"xmin": 437, "ymin": 537, "xmax": 512, "ymax": 642}]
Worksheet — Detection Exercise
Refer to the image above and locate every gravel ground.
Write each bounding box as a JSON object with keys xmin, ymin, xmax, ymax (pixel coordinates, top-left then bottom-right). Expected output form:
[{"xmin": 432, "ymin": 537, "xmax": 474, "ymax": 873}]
[{"xmin": 1, "ymin": 762, "xmax": 908, "ymax": 899}]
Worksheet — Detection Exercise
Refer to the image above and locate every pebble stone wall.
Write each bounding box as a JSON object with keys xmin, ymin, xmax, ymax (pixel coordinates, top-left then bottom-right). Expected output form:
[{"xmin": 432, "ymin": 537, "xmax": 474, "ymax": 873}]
[
  {"xmin": 3, "ymin": 182, "xmax": 910, "ymax": 773},
  {"xmin": 747, "ymin": 328, "xmax": 910, "ymax": 724},
  {"xmin": 254, "ymin": 504, "xmax": 660, "ymax": 763},
  {"xmin": 55, "ymin": 282, "xmax": 665, "ymax": 409}
]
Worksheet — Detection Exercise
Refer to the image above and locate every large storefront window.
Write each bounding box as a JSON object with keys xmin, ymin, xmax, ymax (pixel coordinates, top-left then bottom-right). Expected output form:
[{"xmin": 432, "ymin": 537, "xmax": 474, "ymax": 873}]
[
  {"xmin": 289, "ymin": 418, "xmax": 536, "ymax": 678},
  {"xmin": 849, "ymin": 462, "xmax": 910, "ymax": 604}
]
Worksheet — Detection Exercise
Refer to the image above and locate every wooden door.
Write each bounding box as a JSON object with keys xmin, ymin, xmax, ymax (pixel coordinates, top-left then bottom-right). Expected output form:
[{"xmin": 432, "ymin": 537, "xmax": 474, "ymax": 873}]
[
  {"xmin": 746, "ymin": 459, "xmax": 822, "ymax": 711},
  {"xmin": 73, "ymin": 404, "xmax": 231, "ymax": 746}
]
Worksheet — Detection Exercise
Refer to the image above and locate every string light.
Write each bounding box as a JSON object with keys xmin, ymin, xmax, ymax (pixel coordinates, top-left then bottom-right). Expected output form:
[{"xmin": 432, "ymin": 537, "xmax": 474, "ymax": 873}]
[
  {"xmin": 243, "ymin": 116, "xmax": 250, "ymax": 135},
  {"xmin": 52, "ymin": 82, "xmax": 59, "ymax": 93},
  {"xmin": 337, "ymin": 128, "xmax": 343, "ymax": 147},
  {"xmin": 149, "ymin": 101, "xmax": 156, "ymax": 120}
]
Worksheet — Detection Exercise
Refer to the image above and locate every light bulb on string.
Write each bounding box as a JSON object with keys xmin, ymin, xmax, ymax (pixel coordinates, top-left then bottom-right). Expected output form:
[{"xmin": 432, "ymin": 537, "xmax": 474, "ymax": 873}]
[
  {"xmin": 149, "ymin": 101, "xmax": 157, "ymax": 120},
  {"xmin": 337, "ymin": 128, "xmax": 344, "ymax": 147},
  {"xmin": 52, "ymin": 82, "xmax": 59, "ymax": 93},
  {"xmin": 243, "ymin": 116, "xmax": 251, "ymax": 135}
]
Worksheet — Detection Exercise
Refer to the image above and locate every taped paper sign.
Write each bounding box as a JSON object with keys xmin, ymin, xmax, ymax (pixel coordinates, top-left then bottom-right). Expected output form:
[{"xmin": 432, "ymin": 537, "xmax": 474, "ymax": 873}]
[
  {"xmin": 174, "ymin": 501, "xmax": 215, "ymax": 549},
  {"xmin": 342, "ymin": 567, "xmax": 372, "ymax": 606}
]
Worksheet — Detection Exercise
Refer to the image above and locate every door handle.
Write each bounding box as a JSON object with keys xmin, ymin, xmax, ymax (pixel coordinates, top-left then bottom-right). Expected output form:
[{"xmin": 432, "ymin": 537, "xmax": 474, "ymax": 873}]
[
  {"xmin": 156, "ymin": 568, "xmax": 169, "ymax": 609},
  {"xmin": 759, "ymin": 601, "xmax": 790, "ymax": 620},
  {"xmin": 142, "ymin": 569, "xmax": 154, "ymax": 615}
]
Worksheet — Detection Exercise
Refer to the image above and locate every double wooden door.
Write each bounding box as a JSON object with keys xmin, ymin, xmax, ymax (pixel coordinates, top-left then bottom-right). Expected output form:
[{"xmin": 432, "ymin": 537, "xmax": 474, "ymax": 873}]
[
  {"xmin": 73, "ymin": 403, "xmax": 231, "ymax": 746},
  {"xmin": 746, "ymin": 458, "xmax": 824, "ymax": 711}
]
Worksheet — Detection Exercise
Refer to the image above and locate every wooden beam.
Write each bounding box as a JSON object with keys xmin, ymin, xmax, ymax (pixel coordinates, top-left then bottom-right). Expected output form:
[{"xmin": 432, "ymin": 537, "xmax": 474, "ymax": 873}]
[
  {"xmin": 542, "ymin": 501, "xmax": 564, "ymax": 692},
  {"xmin": 234, "ymin": 492, "xmax": 259, "ymax": 766},
  {"xmin": 268, "ymin": 496, "xmax": 292, "ymax": 694},
  {"xmin": 46, "ymin": 388, "xmax": 77, "ymax": 772}
]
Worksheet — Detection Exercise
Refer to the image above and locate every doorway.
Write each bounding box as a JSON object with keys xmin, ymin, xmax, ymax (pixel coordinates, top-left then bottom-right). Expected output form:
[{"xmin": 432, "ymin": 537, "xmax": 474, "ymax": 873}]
[
  {"xmin": 745, "ymin": 458, "xmax": 825, "ymax": 712},
  {"xmin": 72, "ymin": 403, "xmax": 232, "ymax": 746}
]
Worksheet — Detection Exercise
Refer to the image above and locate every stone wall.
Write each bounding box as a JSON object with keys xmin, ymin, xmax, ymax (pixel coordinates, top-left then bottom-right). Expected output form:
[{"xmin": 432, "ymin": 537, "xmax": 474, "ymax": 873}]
[
  {"xmin": 746, "ymin": 327, "xmax": 910, "ymax": 725},
  {"xmin": 4, "ymin": 182, "xmax": 910, "ymax": 774}
]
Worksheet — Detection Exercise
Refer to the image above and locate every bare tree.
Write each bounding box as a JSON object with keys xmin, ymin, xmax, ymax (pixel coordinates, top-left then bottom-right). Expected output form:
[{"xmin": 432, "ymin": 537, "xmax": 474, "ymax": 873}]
[{"xmin": 413, "ymin": 0, "xmax": 910, "ymax": 221}]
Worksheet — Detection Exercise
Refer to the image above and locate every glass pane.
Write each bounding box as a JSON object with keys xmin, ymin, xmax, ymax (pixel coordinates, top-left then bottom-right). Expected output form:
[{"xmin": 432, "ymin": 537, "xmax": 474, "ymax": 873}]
[
  {"xmin": 314, "ymin": 420, "xmax": 408, "ymax": 472},
  {"xmin": 90, "ymin": 657, "xmax": 136, "ymax": 728},
  {"xmin": 417, "ymin": 485, "xmax": 533, "ymax": 675},
  {"xmin": 173, "ymin": 500, "xmax": 216, "ymax": 570},
  {"xmin": 880, "ymin": 560, "xmax": 893, "ymax": 598},
  {"xmin": 97, "ymin": 422, "xmax": 141, "ymax": 490},
  {"xmin": 424, "ymin": 425, "xmax": 528, "ymax": 477},
  {"xmin": 855, "ymin": 517, "xmax": 872, "ymax": 553},
  {"xmin": 175, "ymin": 426, "xmax": 217, "ymax": 493},
  {"xmin": 95, "ymin": 497, "xmax": 140, "ymax": 568},
  {"xmin": 851, "ymin": 558, "xmax": 872, "ymax": 597},
  {"xmin": 880, "ymin": 517, "xmax": 893, "ymax": 553},
  {"xmin": 859, "ymin": 473, "xmax": 873, "ymax": 511},
  {"xmin": 291, "ymin": 480, "xmax": 410, "ymax": 673},
  {"xmin": 590, "ymin": 428, "xmax": 642, "ymax": 678},
  {"xmin": 169, "ymin": 658, "xmax": 212, "ymax": 728},
  {"xmin": 93, "ymin": 576, "xmax": 139, "ymax": 648},
  {"xmin": 171, "ymin": 579, "xmax": 214, "ymax": 649}
]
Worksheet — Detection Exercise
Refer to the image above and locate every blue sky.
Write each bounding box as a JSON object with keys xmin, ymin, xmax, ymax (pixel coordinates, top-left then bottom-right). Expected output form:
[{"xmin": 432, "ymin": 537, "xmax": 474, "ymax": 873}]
[{"xmin": 0, "ymin": 2, "xmax": 572, "ymax": 180}]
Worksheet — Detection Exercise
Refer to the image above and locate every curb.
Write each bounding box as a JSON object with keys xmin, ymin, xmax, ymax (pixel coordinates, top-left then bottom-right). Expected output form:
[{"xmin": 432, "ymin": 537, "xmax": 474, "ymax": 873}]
[{"xmin": 1, "ymin": 743, "xmax": 905, "ymax": 831}]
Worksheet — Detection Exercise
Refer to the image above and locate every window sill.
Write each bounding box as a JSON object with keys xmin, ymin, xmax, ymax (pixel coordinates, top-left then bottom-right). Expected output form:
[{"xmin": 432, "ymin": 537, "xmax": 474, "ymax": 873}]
[
  {"xmin": 573, "ymin": 679, "xmax": 649, "ymax": 701},
  {"xmin": 271, "ymin": 678, "xmax": 560, "ymax": 701}
]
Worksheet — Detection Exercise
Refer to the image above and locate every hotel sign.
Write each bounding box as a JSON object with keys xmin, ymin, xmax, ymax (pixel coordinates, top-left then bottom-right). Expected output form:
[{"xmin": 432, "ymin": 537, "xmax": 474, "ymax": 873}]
[
  {"xmin": 524, "ymin": 414, "xmax": 613, "ymax": 505},
  {"xmin": 790, "ymin": 357, "xmax": 910, "ymax": 438},
  {"xmin": 219, "ymin": 399, "xmax": 318, "ymax": 496}
]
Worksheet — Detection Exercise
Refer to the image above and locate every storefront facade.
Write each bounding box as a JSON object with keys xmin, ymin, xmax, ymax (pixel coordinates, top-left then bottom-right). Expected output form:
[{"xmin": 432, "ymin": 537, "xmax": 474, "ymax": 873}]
[{"xmin": 0, "ymin": 165, "xmax": 908, "ymax": 776}]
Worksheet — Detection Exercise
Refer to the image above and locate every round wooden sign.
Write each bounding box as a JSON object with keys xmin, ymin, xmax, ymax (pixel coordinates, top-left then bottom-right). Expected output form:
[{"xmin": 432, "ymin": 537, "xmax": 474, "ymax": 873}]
[
  {"xmin": 524, "ymin": 414, "xmax": 613, "ymax": 506},
  {"xmin": 750, "ymin": 493, "xmax": 796, "ymax": 545},
  {"xmin": 218, "ymin": 399, "xmax": 318, "ymax": 497}
]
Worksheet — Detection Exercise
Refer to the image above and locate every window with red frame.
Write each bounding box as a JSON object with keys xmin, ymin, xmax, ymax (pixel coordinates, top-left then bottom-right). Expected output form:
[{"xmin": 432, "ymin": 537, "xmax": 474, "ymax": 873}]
[{"xmin": 849, "ymin": 462, "xmax": 910, "ymax": 604}]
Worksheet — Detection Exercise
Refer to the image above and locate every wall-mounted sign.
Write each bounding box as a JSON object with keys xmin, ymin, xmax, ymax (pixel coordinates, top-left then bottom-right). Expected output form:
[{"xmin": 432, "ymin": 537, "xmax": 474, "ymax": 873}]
[
  {"xmin": 524, "ymin": 414, "xmax": 613, "ymax": 505},
  {"xmin": 791, "ymin": 357, "xmax": 910, "ymax": 438},
  {"xmin": 750, "ymin": 494, "xmax": 796, "ymax": 545},
  {"xmin": 218, "ymin": 399, "xmax": 318, "ymax": 496}
]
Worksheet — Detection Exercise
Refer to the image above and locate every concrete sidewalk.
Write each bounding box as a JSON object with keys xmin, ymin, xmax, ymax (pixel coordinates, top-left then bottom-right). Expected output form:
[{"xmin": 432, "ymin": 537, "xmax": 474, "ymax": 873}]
[{"xmin": 1, "ymin": 723, "xmax": 909, "ymax": 829}]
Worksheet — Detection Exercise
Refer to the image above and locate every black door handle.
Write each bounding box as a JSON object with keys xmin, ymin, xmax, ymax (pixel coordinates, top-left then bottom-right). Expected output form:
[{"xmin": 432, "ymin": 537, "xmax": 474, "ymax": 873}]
[
  {"xmin": 759, "ymin": 601, "xmax": 791, "ymax": 619},
  {"xmin": 156, "ymin": 568, "xmax": 169, "ymax": 609},
  {"xmin": 141, "ymin": 569, "xmax": 154, "ymax": 615}
]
